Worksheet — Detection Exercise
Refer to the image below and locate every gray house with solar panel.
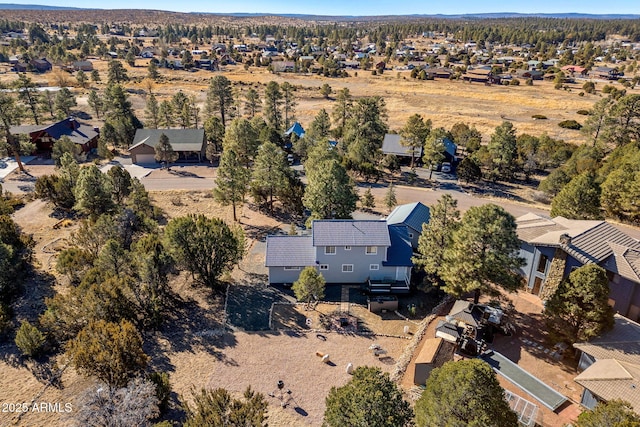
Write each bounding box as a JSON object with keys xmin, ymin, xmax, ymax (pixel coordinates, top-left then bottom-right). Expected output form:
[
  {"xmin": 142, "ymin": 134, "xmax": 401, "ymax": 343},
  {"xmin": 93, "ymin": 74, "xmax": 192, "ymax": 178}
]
[{"xmin": 265, "ymin": 219, "xmax": 413, "ymax": 292}]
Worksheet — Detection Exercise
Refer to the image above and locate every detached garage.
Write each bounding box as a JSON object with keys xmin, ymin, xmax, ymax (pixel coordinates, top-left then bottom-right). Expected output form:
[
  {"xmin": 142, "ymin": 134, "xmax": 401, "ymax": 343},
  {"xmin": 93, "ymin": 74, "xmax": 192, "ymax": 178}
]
[{"xmin": 129, "ymin": 129, "xmax": 206, "ymax": 164}]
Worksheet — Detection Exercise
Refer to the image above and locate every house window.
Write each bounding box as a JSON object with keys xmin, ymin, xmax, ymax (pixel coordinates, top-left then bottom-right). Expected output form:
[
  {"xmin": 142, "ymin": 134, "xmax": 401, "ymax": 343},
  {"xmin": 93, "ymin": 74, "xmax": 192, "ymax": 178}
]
[
  {"xmin": 344, "ymin": 246, "xmax": 351, "ymax": 251},
  {"xmin": 342, "ymin": 264, "xmax": 354, "ymax": 273},
  {"xmin": 319, "ymin": 265, "xmax": 329, "ymax": 270},
  {"xmin": 536, "ymin": 254, "xmax": 548, "ymax": 273},
  {"xmin": 283, "ymin": 266, "xmax": 300, "ymax": 271},
  {"xmin": 369, "ymin": 264, "xmax": 379, "ymax": 271},
  {"xmin": 325, "ymin": 246, "xmax": 336, "ymax": 255},
  {"xmin": 365, "ymin": 246, "xmax": 377, "ymax": 255}
]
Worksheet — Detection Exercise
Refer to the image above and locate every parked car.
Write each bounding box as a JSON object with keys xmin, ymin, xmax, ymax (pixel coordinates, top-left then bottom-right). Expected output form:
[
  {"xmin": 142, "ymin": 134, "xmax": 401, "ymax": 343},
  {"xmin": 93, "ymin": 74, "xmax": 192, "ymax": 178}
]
[{"xmin": 441, "ymin": 162, "xmax": 452, "ymax": 173}]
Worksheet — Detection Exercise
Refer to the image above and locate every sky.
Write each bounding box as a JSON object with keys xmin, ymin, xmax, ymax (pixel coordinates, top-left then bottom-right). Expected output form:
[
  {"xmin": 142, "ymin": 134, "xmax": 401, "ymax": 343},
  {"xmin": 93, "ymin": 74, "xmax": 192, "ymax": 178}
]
[{"xmin": 4, "ymin": 0, "xmax": 640, "ymax": 15}]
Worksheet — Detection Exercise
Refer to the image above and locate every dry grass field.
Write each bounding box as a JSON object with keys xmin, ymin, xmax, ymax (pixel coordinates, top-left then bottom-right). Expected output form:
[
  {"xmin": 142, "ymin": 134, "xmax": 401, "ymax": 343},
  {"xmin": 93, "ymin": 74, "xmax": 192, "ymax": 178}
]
[{"xmin": 3, "ymin": 55, "xmax": 628, "ymax": 147}]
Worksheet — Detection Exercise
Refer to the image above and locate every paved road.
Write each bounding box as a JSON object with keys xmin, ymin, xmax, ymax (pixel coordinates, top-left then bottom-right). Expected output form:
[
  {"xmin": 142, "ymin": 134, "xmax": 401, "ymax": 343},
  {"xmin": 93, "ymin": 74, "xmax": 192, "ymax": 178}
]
[{"xmin": 4, "ymin": 161, "xmax": 640, "ymax": 240}]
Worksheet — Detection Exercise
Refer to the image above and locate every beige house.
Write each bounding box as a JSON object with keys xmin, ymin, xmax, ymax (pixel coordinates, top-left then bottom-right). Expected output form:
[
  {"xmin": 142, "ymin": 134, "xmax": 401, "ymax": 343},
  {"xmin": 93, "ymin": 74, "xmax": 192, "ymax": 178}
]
[{"xmin": 128, "ymin": 129, "xmax": 206, "ymax": 164}]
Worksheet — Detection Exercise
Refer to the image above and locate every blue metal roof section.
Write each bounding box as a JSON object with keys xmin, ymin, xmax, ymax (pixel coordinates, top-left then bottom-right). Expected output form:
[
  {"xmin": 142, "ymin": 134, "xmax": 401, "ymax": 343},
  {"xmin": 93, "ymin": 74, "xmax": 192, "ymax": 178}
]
[
  {"xmin": 284, "ymin": 122, "xmax": 305, "ymax": 138},
  {"xmin": 384, "ymin": 225, "xmax": 414, "ymax": 267},
  {"xmin": 386, "ymin": 202, "xmax": 430, "ymax": 233}
]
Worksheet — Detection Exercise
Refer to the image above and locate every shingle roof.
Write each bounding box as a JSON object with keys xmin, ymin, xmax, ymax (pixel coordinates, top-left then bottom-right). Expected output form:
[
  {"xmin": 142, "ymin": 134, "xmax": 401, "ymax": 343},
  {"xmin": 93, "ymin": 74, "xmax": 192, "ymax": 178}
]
[
  {"xmin": 516, "ymin": 214, "xmax": 640, "ymax": 266},
  {"xmin": 11, "ymin": 118, "xmax": 98, "ymax": 146},
  {"xmin": 129, "ymin": 129, "xmax": 205, "ymax": 152},
  {"xmin": 384, "ymin": 225, "xmax": 413, "ymax": 267},
  {"xmin": 574, "ymin": 359, "xmax": 640, "ymax": 413},
  {"xmin": 574, "ymin": 315, "xmax": 640, "ymax": 365},
  {"xmin": 381, "ymin": 133, "xmax": 421, "ymax": 157},
  {"xmin": 265, "ymin": 236, "xmax": 316, "ymax": 267},
  {"xmin": 448, "ymin": 300, "xmax": 483, "ymax": 328},
  {"xmin": 312, "ymin": 220, "xmax": 391, "ymax": 247},
  {"xmin": 386, "ymin": 202, "xmax": 430, "ymax": 233}
]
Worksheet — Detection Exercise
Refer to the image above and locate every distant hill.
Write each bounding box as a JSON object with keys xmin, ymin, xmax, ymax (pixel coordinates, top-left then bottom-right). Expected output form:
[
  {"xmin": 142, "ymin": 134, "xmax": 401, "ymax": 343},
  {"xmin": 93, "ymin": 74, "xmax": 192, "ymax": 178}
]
[
  {"xmin": 0, "ymin": 3, "xmax": 84, "ymax": 10},
  {"xmin": 0, "ymin": 4, "xmax": 637, "ymax": 19}
]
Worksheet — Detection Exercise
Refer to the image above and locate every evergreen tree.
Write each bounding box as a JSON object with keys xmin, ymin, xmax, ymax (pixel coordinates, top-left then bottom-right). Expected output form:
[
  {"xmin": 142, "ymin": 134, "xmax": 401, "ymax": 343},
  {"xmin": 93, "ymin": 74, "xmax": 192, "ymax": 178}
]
[
  {"xmin": 102, "ymin": 84, "xmax": 142, "ymax": 148},
  {"xmin": 575, "ymin": 400, "xmax": 640, "ymax": 427},
  {"xmin": 223, "ymin": 118, "xmax": 259, "ymax": 169},
  {"xmin": 415, "ymin": 359, "xmax": 518, "ymax": 427},
  {"xmin": 74, "ymin": 164, "xmax": 114, "ymax": 219},
  {"xmin": 107, "ymin": 60, "xmax": 129, "ymax": 84},
  {"xmin": 400, "ymin": 114, "xmax": 431, "ymax": 169},
  {"xmin": 384, "ymin": 182, "xmax": 397, "ymax": 212},
  {"xmin": 324, "ymin": 366, "xmax": 413, "ymax": 427},
  {"xmin": 440, "ymin": 204, "xmax": 523, "ymax": 303},
  {"xmin": 54, "ymin": 87, "xmax": 77, "ymax": 119},
  {"xmin": 159, "ymin": 100, "xmax": 174, "ymax": 128},
  {"xmin": 14, "ymin": 73, "xmax": 40, "ymax": 125},
  {"xmin": 15, "ymin": 320, "xmax": 46, "ymax": 358},
  {"xmin": 320, "ymin": 83, "xmax": 332, "ymax": 99},
  {"xmin": 214, "ymin": 147, "xmax": 249, "ymax": 222},
  {"xmin": 147, "ymin": 60, "xmax": 160, "ymax": 80},
  {"xmin": 206, "ymin": 75, "xmax": 234, "ymax": 128},
  {"xmin": 184, "ymin": 387, "xmax": 267, "ymax": 427},
  {"xmin": 145, "ymin": 93, "xmax": 160, "ymax": 129},
  {"xmin": 487, "ymin": 121, "xmax": 518, "ymax": 180},
  {"xmin": 550, "ymin": 171, "xmax": 602, "ymax": 220},
  {"xmin": 263, "ymin": 81, "xmax": 283, "ymax": 131},
  {"xmin": 422, "ymin": 128, "xmax": 447, "ymax": 179},
  {"xmin": 331, "ymin": 87, "xmax": 352, "ymax": 137},
  {"xmin": 360, "ymin": 187, "xmax": 375, "ymax": 209},
  {"xmin": 76, "ymin": 70, "xmax": 88, "ymax": 88},
  {"xmin": 544, "ymin": 264, "xmax": 614, "ymax": 344},
  {"xmin": 304, "ymin": 157, "xmax": 358, "ymax": 220},
  {"xmin": 154, "ymin": 133, "xmax": 179, "ymax": 168},
  {"xmin": 413, "ymin": 194, "xmax": 460, "ymax": 280},
  {"xmin": 292, "ymin": 267, "xmax": 326, "ymax": 309},
  {"xmin": 250, "ymin": 141, "xmax": 289, "ymax": 213},
  {"xmin": 87, "ymin": 89, "xmax": 103, "ymax": 119},
  {"xmin": 164, "ymin": 215, "xmax": 244, "ymax": 291},
  {"xmin": 244, "ymin": 88, "xmax": 260, "ymax": 118},
  {"xmin": 281, "ymin": 81, "xmax": 296, "ymax": 130},
  {"xmin": 457, "ymin": 156, "xmax": 482, "ymax": 183},
  {"xmin": 67, "ymin": 319, "xmax": 148, "ymax": 388}
]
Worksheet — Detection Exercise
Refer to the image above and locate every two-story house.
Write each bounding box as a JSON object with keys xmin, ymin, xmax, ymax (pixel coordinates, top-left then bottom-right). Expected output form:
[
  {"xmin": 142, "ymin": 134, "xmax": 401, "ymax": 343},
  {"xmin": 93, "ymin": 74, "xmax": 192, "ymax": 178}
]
[
  {"xmin": 265, "ymin": 219, "xmax": 413, "ymax": 292},
  {"xmin": 516, "ymin": 213, "xmax": 640, "ymax": 320}
]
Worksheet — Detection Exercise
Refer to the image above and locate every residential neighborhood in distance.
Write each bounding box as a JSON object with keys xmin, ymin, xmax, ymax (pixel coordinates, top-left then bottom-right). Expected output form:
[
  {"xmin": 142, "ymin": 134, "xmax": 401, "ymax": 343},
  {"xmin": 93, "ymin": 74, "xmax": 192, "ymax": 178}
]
[{"xmin": 0, "ymin": 4, "xmax": 639, "ymax": 426}]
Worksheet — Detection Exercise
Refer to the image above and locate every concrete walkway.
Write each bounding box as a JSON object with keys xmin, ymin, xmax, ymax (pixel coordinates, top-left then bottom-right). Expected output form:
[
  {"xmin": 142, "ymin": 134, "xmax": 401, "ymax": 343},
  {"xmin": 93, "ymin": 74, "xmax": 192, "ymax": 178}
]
[{"xmin": 0, "ymin": 156, "xmax": 36, "ymax": 180}]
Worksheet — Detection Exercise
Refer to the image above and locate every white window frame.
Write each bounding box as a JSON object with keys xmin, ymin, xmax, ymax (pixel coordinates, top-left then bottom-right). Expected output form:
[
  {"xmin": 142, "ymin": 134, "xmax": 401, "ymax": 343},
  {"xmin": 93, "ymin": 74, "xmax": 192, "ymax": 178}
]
[
  {"xmin": 365, "ymin": 246, "xmax": 378, "ymax": 255},
  {"xmin": 283, "ymin": 266, "xmax": 300, "ymax": 271},
  {"xmin": 342, "ymin": 264, "xmax": 354, "ymax": 273},
  {"xmin": 319, "ymin": 264, "xmax": 329, "ymax": 270},
  {"xmin": 369, "ymin": 264, "xmax": 380, "ymax": 271},
  {"xmin": 344, "ymin": 246, "xmax": 352, "ymax": 251},
  {"xmin": 325, "ymin": 246, "xmax": 336, "ymax": 255}
]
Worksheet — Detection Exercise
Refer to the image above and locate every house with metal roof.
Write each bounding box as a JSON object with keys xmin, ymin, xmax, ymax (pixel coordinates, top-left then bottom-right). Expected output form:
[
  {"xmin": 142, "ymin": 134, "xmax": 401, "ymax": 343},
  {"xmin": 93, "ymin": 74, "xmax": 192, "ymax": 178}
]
[
  {"xmin": 386, "ymin": 201, "xmax": 430, "ymax": 249},
  {"xmin": 573, "ymin": 314, "xmax": 640, "ymax": 414},
  {"xmin": 265, "ymin": 218, "xmax": 413, "ymax": 291},
  {"xmin": 128, "ymin": 129, "xmax": 206, "ymax": 164},
  {"xmin": 516, "ymin": 213, "xmax": 640, "ymax": 319},
  {"xmin": 10, "ymin": 117, "xmax": 98, "ymax": 154}
]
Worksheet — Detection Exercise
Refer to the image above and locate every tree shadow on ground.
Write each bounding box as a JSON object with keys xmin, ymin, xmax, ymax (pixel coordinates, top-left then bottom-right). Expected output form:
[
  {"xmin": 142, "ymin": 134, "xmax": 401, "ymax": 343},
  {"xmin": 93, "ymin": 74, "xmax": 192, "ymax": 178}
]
[
  {"xmin": 145, "ymin": 288, "xmax": 238, "ymax": 374},
  {"xmin": 168, "ymin": 169, "xmax": 202, "ymax": 178},
  {"xmin": 226, "ymin": 274, "xmax": 293, "ymax": 331}
]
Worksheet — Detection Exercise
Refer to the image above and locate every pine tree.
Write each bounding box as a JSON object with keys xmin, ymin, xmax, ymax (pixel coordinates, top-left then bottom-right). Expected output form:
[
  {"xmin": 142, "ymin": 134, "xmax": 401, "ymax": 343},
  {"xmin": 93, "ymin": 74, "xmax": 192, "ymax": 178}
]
[
  {"xmin": 440, "ymin": 204, "xmax": 523, "ymax": 303},
  {"xmin": 487, "ymin": 121, "xmax": 518, "ymax": 180},
  {"xmin": 303, "ymin": 158, "xmax": 358, "ymax": 220},
  {"xmin": 73, "ymin": 164, "xmax": 114, "ymax": 219},
  {"xmin": 244, "ymin": 88, "xmax": 260, "ymax": 118},
  {"xmin": 384, "ymin": 183, "xmax": 397, "ymax": 212},
  {"xmin": 251, "ymin": 141, "xmax": 289, "ymax": 213},
  {"xmin": 154, "ymin": 133, "xmax": 179, "ymax": 169},
  {"xmin": 361, "ymin": 187, "xmax": 375, "ymax": 209},
  {"xmin": 550, "ymin": 171, "xmax": 602, "ymax": 220},
  {"xmin": 145, "ymin": 94, "xmax": 160, "ymax": 129},
  {"xmin": 205, "ymin": 75, "xmax": 234, "ymax": 128},
  {"xmin": 544, "ymin": 264, "xmax": 614, "ymax": 344},
  {"xmin": 413, "ymin": 194, "xmax": 460, "ymax": 279},
  {"xmin": 214, "ymin": 147, "xmax": 249, "ymax": 222},
  {"xmin": 400, "ymin": 114, "xmax": 431, "ymax": 169},
  {"xmin": 263, "ymin": 81, "xmax": 283, "ymax": 131},
  {"xmin": 292, "ymin": 267, "xmax": 326, "ymax": 309}
]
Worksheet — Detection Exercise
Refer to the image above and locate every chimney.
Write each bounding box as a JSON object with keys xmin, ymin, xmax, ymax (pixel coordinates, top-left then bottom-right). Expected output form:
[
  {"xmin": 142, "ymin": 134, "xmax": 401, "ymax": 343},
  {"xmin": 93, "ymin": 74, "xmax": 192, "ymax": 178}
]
[
  {"xmin": 68, "ymin": 117, "xmax": 78, "ymax": 130},
  {"xmin": 559, "ymin": 233, "xmax": 571, "ymax": 246}
]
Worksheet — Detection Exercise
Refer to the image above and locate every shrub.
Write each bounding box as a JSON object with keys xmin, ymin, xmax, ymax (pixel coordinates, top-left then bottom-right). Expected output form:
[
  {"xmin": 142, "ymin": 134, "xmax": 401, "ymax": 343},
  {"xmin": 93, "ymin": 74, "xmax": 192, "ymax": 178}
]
[
  {"xmin": 558, "ymin": 120, "xmax": 582, "ymax": 130},
  {"xmin": 15, "ymin": 320, "xmax": 46, "ymax": 358},
  {"xmin": 148, "ymin": 372, "xmax": 171, "ymax": 413},
  {"xmin": 510, "ymin": 78, "xmax": 520, "ymax": 86},
  {"xmin": 532, "ymin": 114, "xmax": 547, "ymax": 120},
  {"xmin": 525, "ymin": 78, "xmax": 533, "ymax": 86},
  {"xmin": 577, "ymin": 110, "xmax": 590, "ymax": 115}
]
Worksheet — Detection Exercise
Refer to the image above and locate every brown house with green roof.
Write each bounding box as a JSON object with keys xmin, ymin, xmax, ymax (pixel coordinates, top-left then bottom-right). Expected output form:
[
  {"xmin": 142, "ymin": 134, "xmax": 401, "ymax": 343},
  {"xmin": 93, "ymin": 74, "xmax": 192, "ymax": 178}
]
[{"xmin": 128, "ymin": 129, "xmax": 206, "ymax": 164}]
